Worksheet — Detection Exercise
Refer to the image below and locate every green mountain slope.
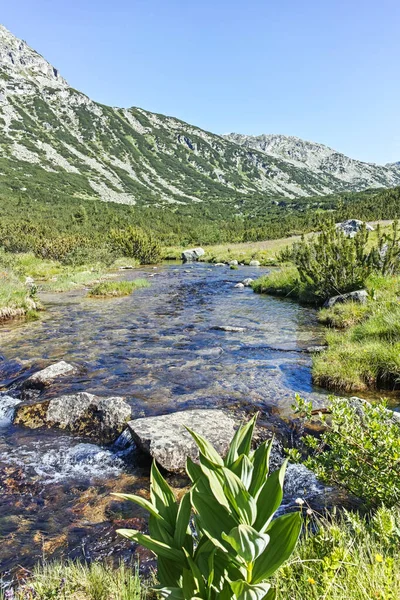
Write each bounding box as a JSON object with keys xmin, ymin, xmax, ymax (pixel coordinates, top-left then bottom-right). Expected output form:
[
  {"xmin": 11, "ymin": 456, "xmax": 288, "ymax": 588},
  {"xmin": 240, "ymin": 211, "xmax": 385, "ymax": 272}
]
[{"xmin": 1, "ymin": 24, "xmax": 400, "ymax": 212}]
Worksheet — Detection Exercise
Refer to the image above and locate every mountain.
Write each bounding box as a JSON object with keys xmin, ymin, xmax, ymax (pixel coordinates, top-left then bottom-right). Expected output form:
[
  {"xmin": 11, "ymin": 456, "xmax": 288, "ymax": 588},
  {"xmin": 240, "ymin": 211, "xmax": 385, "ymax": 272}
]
[{"xmin": 1, "ymin": 24, "xmax": 400, "ymax": 210}]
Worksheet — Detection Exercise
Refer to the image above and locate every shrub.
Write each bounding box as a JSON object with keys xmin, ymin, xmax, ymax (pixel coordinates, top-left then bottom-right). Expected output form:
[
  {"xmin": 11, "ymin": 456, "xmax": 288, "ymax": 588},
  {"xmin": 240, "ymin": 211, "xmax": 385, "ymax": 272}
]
[
  {"xmin": 292, "ymin": 395, "xmax": 400, "ymax": 507},
  {"xmin": 109, "ymin": 227, "xmax": 161, "ymax": 264},
  {"xmin": 115, "ymin": 415, "xmax": 302, "ymax": 599}
]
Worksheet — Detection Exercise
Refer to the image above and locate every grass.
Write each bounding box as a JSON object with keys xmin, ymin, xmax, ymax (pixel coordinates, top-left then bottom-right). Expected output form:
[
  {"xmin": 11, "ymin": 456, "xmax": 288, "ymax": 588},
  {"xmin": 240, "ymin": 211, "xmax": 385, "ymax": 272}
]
[
  {"xmin": 313, "ymin": 274, "xmax": 400, "ymax": 392},
  {"xmin": 2, "ymin": 560, "xmax": 152, "ymax": 600},
  {"xmin": 88, "ymin": 279, "xmax": 150, "ymax": 297},
  {"xmin": 0, "ymin": 271, "xmax": 40, "ymax": 321},
  {"xmin": 4, "ymin": 507, "xmax": 400, "ymax": 600},
  {"xmin": 251, "ymin": 265, "xmax": 300, "ymax": 297},
  {"xmin": 275, "ymin": 506, "xmax": 400, "ymax": 600},
  {"xmin": 163, "ymin": 235, "xmax": 302, "ymax": 265}
]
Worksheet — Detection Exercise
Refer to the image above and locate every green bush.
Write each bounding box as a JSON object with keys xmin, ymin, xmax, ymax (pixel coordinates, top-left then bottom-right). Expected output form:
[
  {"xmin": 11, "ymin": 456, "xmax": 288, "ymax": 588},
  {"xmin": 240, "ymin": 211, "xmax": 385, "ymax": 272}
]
[
  {"xmin": 292, "ymin": 395, "xmax": 400, "ymax": 507},
  {"xmin": 115, "ymin": 415, "xmax": 302, "ymax": 599},
  {"xmin": 109, "ymin": 227, "xmax": 161, "ymax": 264}
]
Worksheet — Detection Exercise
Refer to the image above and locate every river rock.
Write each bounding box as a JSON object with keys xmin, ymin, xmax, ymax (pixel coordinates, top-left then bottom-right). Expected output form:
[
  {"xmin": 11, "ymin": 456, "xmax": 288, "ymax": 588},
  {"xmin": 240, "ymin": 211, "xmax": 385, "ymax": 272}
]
[
  {"xmin": 242, "ymin": 278, "xmax": 254, "ymax": 287},
  {"xmin": 323, "ymin": 289, "xmax": 368, "ymax": 308},
  {"xmin": 249, "ymin": 260, "xmax": 260, "ymax": 267},
  {"xmin": 21, "ymin": 361, "xmax": 79, "ymax": 391},
  {"xmin": 229, "ymin": 260, "xmax": 238, "ymax": 266},
  {"xmin": 212, "ymin": 325, "xmax": 245, "ymax": 332},
  {"xmin": 234, "ymin": 283, "xmax": 245, "ymax": 288},
  {"xmin": 127, "ymin": 409, "xmax": 237, "ymax": 472},
  {"xmin": 336, "ymin": 219, "xmax": 374, "ymax": 238},
  {"xmin": 181, "ymin": 247, "xmax": 205, "ymax": 262},
  {"xmin": 14, "ymin": 392, "xmax": 131, "ymax": 443},
  {"xmin": 214, "ymin": 262, "xmax": 226, "ymax": 266}
]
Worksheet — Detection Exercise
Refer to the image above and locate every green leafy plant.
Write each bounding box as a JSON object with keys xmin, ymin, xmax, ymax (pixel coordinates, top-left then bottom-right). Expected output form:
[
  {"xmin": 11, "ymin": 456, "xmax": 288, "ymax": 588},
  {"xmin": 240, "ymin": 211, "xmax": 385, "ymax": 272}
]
[
  {"xmin": 114, "ymin": 415, "xmax": 302, "ymax": 599},
  {"xmin": 292, "ymin": 395, "xmax": 400, "ymax": 507}
]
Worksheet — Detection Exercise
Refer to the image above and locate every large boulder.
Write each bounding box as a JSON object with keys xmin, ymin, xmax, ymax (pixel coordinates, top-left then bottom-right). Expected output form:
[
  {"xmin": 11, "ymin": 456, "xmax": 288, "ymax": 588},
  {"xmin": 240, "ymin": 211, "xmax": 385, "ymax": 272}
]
[
  {"xmin": 127, "ymin": 409, "xmax": 237, "ymax": 472},
  {"xmin": 181, "ymin": 248, "xmax": 205, "ymax": 263},
  {"xmin": 21, "ymin": 361, "xmax": 79, "ymax": 391},
  {"xmin": 336, "ymin": 219, "xmax": 374, "ymax": 238},
  {"xmin": 14, "ymin": 392, "xmax": 131, "ymax": 443},
  {"xmin": 323, "ymin": 289, "xmax": 368, "ymax": 308}
]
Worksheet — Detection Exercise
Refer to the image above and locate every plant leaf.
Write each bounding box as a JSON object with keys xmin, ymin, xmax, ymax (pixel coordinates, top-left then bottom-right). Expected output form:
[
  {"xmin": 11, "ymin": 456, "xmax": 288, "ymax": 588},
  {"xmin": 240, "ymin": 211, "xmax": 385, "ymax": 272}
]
[
  {"xmin": 248, "ymin": 440, "xmax": 273, "ymax": 497},
  {"xmin": 252, "ymin": 512, "xmax": 302, "ymax": 583},
  {"xmin": 253, "ymin": 461, "xmax": 288, "ymax": 532},
  {"xmin": 116, "ymin": 529, "xmax": 185, "ymax": 563},
  {"xmin": 150, "ymin": 461, "xmax": 178, "ymax": 527},
  {"xmin": 222, "ymin": 524, "xmax": 270, "ymax": 563},
  {"xmin": 231, "ymin": 579, "xmax": 272, "ymax": 600},
  {"xmin": 186, "ymin": 427, "xmax": 224, "ymax": 465}
]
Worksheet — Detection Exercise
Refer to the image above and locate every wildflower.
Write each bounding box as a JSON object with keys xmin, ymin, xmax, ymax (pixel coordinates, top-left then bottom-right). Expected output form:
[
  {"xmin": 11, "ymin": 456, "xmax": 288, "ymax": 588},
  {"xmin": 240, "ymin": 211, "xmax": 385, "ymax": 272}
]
[
  {"xmin": 307, "ymin": 577, "xmax": 316, "ymax": 585},
  {"xmin": 295, "ymin": 497, "xmax": 305, "ymax": 506},
  {"xmin": 375, "ymin": 553, "xmax": 384, "ymax": 563},
  {"xmin": 306, "ymin": 508, "xmax": 313, "ymax": 515}
]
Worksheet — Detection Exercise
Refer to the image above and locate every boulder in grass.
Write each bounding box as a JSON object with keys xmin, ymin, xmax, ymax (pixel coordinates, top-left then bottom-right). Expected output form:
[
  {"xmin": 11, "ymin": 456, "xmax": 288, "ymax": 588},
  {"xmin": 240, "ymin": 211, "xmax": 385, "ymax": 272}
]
[
  {"xmin": 14, "ymin": 392, "xmax": 131, "ymax": 443},
  {"xmin": 21, "ymin": 360, "xmax": 79, "ymax": 391},
  {"xmin": 323, "ymin": 289, "xmax": 368, "ymax": 308},
  {"xmin": 181, "ymin": 248, "xmax": 205, "ymax": 262},
  {"xmin": 336, "ymin": 219, "xmax": 374, "ymax": 238},
  {"xmin": 127, "ymin": 409, "xmax": 237, "ymax": 472},
  {"xmin": 242, "ymin": 278, "xmax": 254, "ymax": 287},
  {"xmin": 249, "ymin": 260, "xmax": 260, "ymax": 267}
]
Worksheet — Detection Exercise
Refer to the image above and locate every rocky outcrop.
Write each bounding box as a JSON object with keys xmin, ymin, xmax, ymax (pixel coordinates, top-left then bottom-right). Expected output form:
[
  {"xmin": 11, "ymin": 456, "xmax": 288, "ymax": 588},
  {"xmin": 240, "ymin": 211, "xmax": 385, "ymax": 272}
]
[
  {"xmin": 14, "ymin": 392, "xmax": 131, "ymax": 443},
  {"xmin": 21, "ymin": 361, "xmax": 79, "ymax": 391},
  {"xmin": 336, "ymin": 219, "xmax": 374, "ymax": 238},
  {"xmin": 127, "ymin": 409, "xmax": 237, "ymax": 472},
  {"xmin": 181, "ymin": 248, "xmax": 205, "ymax": 262},
  {"xmin": 323, "ymin": 289, "xmax": 368, "ymax": 308}
]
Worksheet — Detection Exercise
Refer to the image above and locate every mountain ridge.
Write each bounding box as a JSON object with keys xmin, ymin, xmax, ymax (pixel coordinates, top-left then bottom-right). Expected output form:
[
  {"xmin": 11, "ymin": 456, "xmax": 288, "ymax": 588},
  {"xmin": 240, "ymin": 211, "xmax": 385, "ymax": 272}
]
[{"xmin": 1, "ymin": 23, "xmax": 400, "ymax": 209}]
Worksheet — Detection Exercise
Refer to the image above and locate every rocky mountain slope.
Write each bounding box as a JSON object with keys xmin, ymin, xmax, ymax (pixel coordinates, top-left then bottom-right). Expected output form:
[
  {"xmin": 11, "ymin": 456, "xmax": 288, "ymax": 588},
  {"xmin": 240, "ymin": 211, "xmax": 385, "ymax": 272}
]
[{"xmin": 1, "ymin": 24, "xmax": 399, "ymax": 209}]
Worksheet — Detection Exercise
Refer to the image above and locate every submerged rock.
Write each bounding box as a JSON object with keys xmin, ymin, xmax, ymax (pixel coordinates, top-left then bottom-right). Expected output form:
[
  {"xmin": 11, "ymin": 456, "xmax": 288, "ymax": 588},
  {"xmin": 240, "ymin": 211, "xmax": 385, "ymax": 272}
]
[
  {"xmin": 21, "ymin": 360, "xmax": 79, "ymax": 391},
  {"xmin": 234, "ymin": 283, "xmax": 245, "ymax": 289},
  {"xmin": 323, "ymin": 289, "xmax": 368, "ymax": 308},
  {"xmin": 181, "ymin": 247, "xmax": 205, "ymax": 262},
  {"xmin": 14, "ymin": 392, "xmax": 131, "ymax": 443},
  {"xmin": 127, "ymin": 409, "xmax": 237, "ymax": 472},
  {"xmin": 212, "ymin": 325, "xmax": 245, "ymax": 332}
]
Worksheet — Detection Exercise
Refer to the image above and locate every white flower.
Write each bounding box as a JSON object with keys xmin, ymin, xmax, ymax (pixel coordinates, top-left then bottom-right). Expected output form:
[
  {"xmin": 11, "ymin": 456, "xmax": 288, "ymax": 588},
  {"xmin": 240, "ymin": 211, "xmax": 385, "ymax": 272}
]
[{"xmin": 295, "ymin": 497, "xmax": 305, "ymax": 505}]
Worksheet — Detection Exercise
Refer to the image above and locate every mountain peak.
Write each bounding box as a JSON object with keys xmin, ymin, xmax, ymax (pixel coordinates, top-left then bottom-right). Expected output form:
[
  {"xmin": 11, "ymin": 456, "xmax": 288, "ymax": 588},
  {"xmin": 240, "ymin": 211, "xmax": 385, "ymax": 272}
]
[{"xmin": 0, "ymin": 24, "xmax": 68, "ymax": 88}]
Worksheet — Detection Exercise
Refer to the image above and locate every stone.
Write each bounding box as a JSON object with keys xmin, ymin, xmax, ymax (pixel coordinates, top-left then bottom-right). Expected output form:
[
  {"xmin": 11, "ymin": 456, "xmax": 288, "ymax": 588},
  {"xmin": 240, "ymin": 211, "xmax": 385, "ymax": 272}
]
[
  {"xmin": 323, "ymin": 289, "xmax": 368, "ymax": 308},
  {"xmin": 127, "ymin": 409, "xmax": 237, "ymax": 472},
  {"xmin": 249, "ymin": 260, "xmax": 260, "ymax": 267},
  {"xmin": 349, "ymin": 396, "xmax": 400, "ymax": 424},
  {"xmin": 212, "ymin": 325, "xmax": 245, "ymax": 332},
  {"xmin": 229, "ymin": 260, "xmax": 238, "ymax": 266},
  {"xmin": 242, "ymin": 278, "xmax": 254, "ymax": 287},
  {"xmin": 305, "ymin": 345, "xmax": 327, "ymax": 354},
  {"xmin": 181, "ymin": 248, "xmax": 205, "ymax": 263},
  {"xmin": 21, "ymin": 360, "xmax": 79, "ymax": 391},
  {"xmin": 14, "ymin": 392, "xmax": 131, "ymax": 443},
  {"xmin": 214, "ymin": 263, "xmax": 226, "ymax": 267},
  {"xmin": 234, "ymin": 283, "xmax": 245, "ymax": 288},
  {"xmin": 336, "ymin": 219, "xmax": 374, "ymax": 238}
]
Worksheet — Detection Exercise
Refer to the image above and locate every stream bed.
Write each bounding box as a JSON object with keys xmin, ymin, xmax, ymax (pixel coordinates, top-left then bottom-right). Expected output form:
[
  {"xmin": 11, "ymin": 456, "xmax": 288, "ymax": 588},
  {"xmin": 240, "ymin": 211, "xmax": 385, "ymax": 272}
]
[{"xmin": 0, "ymin": 263, "xmax": 330, "ymax": 575}]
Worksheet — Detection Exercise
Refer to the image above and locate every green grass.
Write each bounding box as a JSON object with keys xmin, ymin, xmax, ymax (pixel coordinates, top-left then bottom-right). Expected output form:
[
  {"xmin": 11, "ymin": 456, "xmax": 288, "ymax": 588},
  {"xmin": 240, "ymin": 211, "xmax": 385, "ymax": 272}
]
[
  {"xmin": 3, "ymin": 560, "xmax": 152, "ymax": 600},
  {"xmin": 275, "ymin": 506, "xmax": 400, "ymax": 600},
  {"xmin": 0, "ymin": 272, "xmax": 40, "ymax": 321},
  {"xmin": 88, "ymin": 279, "xmax": 150, "ymax": 297},
  {"xmin": 313, "ymin": 275, "xmax": 400, "ymax": 392}
]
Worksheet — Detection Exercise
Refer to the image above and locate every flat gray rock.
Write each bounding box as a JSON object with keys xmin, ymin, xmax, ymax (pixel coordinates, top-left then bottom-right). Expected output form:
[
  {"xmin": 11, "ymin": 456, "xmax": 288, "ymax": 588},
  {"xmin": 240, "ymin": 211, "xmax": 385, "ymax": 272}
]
[
  {"xmin": 21, "ymin": 360, "xmax": 78, "ymax": 390},
  {"xmin": 182, "ymin": 247, "xmax": 205, "ymax": 262},
  {"xmin": 127, "ymin": 409, "xmax": 237, "ymax": 472}
]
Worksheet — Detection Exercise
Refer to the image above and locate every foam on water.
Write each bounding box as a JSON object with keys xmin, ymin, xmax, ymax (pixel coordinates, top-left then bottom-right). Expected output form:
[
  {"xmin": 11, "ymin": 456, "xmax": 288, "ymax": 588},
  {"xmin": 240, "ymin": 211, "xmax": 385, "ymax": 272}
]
[
  {"xmin": 0, "ymin": 394, "xmax": 21, "ymax": 427},
  {"xmin": 0, "ymin": 437, "xmax": 128, "ymax": 483}
]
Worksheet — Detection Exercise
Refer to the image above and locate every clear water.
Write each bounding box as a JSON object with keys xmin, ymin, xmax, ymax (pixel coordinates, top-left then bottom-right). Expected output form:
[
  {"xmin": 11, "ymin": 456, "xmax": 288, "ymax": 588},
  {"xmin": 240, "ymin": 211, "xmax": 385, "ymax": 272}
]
[{"xmin": 0, "ymin": 263, "xmax": 329, "ymax": 574}]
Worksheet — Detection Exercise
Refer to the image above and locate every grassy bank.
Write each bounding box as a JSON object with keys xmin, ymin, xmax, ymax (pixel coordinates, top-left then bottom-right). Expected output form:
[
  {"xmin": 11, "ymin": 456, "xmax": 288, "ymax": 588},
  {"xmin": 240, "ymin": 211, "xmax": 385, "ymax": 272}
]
[
  {"xmin": 88, "ymin": 279, "xmax": 150, "ymax": 298},
  {"xmin": 4, "ymin": 507, "xmax": 399, "ymax": 600}
]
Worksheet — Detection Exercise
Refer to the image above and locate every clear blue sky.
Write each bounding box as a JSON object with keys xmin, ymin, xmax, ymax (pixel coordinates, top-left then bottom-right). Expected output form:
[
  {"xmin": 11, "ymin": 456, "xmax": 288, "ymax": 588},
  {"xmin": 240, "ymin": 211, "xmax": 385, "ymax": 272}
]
[{"xmin": 2, "ymin": 0, "xmax": 400, "ymax": 164}]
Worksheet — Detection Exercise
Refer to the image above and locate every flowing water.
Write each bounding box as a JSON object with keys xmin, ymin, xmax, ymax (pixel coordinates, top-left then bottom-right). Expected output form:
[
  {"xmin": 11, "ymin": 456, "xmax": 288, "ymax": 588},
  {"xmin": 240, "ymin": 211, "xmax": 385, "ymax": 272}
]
[{"xmin": 0, "ymin": 263, "xmax": 331, "ymax": 575}]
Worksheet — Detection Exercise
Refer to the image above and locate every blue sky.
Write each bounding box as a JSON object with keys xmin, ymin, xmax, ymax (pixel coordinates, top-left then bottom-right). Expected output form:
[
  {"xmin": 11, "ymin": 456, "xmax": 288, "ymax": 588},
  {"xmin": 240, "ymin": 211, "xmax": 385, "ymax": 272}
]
[{"xmin": 2, "ymin": 0, "xmax": 400, "ymax": 164}]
